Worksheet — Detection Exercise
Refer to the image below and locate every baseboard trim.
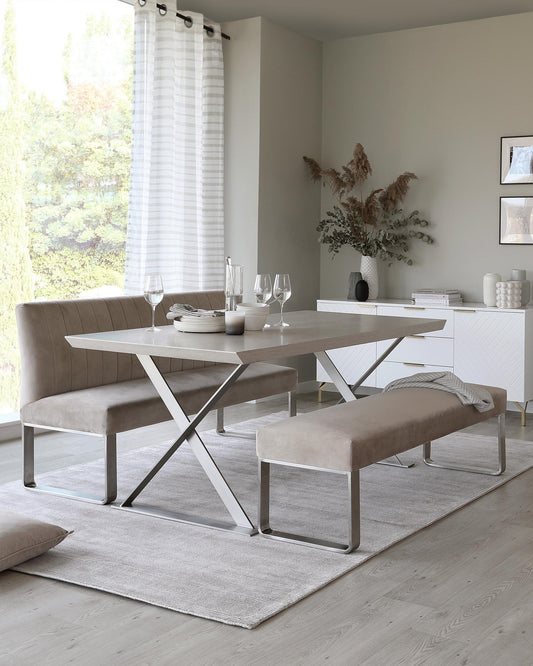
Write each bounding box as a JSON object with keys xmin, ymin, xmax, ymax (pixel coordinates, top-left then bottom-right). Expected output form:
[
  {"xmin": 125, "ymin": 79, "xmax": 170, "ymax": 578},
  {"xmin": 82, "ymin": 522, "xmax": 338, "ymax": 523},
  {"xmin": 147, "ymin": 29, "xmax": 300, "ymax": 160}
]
[{"xmin": 0, "ymin": 419, "xmax": 21, "ymax": 443}]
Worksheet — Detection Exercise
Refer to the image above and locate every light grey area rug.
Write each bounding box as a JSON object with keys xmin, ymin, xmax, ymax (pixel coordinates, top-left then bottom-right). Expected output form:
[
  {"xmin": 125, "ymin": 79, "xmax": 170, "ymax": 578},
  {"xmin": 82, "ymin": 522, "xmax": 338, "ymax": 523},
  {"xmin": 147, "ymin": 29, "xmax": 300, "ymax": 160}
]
[{"xmin": 1, "ymin": 413, "xmax": 531, "ymax": 629}]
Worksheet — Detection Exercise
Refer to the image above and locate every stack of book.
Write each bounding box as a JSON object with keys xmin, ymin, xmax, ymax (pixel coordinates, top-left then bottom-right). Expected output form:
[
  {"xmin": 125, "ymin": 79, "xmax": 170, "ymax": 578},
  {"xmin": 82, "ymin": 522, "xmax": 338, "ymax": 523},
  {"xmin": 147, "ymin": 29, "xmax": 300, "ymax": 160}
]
[{"xmin": 411, "ymin": 289, "xmax": 463, "ymax": 306}]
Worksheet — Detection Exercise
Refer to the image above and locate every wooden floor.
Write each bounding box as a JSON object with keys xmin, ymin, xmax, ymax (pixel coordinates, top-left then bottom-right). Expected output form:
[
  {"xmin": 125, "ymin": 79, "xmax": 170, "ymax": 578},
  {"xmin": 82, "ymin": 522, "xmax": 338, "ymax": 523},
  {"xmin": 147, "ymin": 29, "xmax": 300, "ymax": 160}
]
[{"xmin": 1, "ymin": 391, "xmax": 532, "ymax": 665}]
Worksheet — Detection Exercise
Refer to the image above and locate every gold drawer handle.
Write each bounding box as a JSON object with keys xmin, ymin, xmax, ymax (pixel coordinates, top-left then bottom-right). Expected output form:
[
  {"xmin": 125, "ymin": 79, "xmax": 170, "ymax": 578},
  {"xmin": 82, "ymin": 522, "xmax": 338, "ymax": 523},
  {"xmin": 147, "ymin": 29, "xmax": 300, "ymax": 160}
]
[
  {"xmin": 403, "ymin": 362, "xmax": 425, "ymax": 367},
  {"xmin": 454, "ymin": 309, "xmax": 476, "ymax": 313},
  {"xmin": 407, "ymin": 335, "xmax": 425, "ymax": 339},
  {"xmin": 404, "ymin": 306, "xmax": 425, "ymax": 310},
  {"xmin": 358, "ymin": 304, "xmax": 376, "ymax": 308}
]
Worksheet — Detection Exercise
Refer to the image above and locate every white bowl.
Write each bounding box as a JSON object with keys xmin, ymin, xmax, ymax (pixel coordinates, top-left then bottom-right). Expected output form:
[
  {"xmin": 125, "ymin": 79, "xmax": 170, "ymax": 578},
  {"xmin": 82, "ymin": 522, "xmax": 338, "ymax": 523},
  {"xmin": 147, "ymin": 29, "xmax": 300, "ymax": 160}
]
[
  {"xmin": 244, "ymin": 313, "xmax": 268, "ymax": 330},
  {"xmin": 235, "ymin": 303, "xmax": 269, "ymax": 330},
  {"xmin": 236, "ymin": 302, "xmax": 269, "ymax": 312}
]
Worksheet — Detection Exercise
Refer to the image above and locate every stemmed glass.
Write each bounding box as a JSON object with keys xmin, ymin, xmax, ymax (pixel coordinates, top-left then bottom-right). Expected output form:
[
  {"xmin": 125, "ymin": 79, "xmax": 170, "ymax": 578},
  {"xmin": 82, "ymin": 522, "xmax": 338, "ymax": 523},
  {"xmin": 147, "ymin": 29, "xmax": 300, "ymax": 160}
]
[
  {"xmin": 254, "ymin": 273, "xmax": 273, "ymax": 328},
  {"xmin": 253, "ymin": 274, "xmax": 272, "ymax": 304},
  {"xmin": 273, "ymin": 273, "xmax": 291, "ymax": 328},
  {"xmin": 144, "ymin": 274, "xmax": 164, "ymax": 332}
]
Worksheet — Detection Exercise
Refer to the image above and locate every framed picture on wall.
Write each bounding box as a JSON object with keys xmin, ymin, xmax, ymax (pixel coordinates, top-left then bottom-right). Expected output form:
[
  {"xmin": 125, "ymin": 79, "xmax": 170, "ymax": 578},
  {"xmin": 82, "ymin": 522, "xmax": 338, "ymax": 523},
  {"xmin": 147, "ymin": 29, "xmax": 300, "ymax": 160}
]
[
  {"xmin": 500, "ymin": 197, "xmax": 533, "ymax": 244},
  {"xmin": 500, "ymin": 136, "xmax": 533, "ymax": 184}
]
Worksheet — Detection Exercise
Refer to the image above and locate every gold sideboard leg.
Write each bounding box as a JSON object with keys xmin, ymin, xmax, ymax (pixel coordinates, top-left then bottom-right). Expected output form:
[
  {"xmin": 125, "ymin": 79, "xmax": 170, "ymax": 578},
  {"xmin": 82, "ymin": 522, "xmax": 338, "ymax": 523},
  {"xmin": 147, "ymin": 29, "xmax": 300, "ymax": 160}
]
[
  {"xmin": 318, "ymin": 382, "xmax": 331, "ymax": 402},
  {"xmin": 514, "ymin": 401, "xmax": 529, "ymax": 427}
]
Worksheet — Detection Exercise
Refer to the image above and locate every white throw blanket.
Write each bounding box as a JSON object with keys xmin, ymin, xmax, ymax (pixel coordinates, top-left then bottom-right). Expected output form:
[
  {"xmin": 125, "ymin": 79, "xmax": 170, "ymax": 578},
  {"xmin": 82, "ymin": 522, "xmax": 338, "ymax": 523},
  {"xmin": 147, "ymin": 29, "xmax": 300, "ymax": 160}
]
[{"xmin": 383, "ymin": 371, "xmax": 494, "ymax": 413}]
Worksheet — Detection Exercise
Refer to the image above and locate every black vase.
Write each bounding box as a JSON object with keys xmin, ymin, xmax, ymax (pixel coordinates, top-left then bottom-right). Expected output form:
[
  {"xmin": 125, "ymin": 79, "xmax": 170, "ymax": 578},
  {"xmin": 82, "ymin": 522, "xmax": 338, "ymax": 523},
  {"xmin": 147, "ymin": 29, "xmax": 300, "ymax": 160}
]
[{"xmin": 355, "ymin": 279, "xmax": 369, "ymax": 302}]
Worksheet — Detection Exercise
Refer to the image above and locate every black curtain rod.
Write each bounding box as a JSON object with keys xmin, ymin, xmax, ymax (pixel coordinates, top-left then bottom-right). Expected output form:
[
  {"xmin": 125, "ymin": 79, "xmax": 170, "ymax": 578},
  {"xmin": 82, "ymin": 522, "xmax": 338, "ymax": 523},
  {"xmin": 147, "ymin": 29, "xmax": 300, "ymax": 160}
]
[{"xmin": 154, "ymin": 3, "xmax": 230, "ymax": 40}]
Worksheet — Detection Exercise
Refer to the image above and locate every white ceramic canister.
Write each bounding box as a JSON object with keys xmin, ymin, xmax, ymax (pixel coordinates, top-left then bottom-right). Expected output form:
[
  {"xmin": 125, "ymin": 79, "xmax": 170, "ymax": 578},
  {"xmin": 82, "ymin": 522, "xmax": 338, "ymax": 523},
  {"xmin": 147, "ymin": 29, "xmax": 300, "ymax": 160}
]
[
  {"xmin": 483, "ymin": 273, "xmax": 501, "ymax": 307},
  {"xmin": 496, "ymin": 281, "xmax": 522, "ymax": 309},
  {"xmin": 511, "ymin": 269, "xmax": 530, "ymax": 306}
]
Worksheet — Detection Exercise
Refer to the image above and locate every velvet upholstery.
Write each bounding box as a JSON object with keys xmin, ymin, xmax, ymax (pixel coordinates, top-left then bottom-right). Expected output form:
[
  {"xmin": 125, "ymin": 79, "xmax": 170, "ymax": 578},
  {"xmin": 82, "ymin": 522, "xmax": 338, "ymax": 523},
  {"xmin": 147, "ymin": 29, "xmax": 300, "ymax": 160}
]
[
  {"xmin": 0, "ymin": 510, "xmax": 70, "ymax": 572},
  {"xmin": 16, "ymin": 292, "xmax": 297, "ymax": 435},
  {"xmin": 21, "ymin": 362, "xmax": 296, "ymax": 434},
  {"xmin": 16, "ymin": 292, "xmax": 225, "ymax": 406},
  {"xmin": 257, "ymin": 385, "xmax": 506, "ymax": 472}
]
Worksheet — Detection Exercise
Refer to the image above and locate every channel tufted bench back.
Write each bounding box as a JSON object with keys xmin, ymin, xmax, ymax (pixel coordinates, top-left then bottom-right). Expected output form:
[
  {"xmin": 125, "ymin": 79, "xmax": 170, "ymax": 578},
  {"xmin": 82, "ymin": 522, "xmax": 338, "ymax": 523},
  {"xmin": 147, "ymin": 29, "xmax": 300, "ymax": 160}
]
[{"xmin": 16, "ymin": 291, "xmax": 224, "ymax": 408}]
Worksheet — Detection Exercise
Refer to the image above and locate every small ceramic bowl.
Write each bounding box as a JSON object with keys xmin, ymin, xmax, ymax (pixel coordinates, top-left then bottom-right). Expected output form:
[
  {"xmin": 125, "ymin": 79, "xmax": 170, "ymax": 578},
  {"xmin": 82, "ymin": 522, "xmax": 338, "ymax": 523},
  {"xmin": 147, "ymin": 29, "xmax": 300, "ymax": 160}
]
[{"xmin": 236, "ymin": 303, "xmax": 269, "ymax": 330}]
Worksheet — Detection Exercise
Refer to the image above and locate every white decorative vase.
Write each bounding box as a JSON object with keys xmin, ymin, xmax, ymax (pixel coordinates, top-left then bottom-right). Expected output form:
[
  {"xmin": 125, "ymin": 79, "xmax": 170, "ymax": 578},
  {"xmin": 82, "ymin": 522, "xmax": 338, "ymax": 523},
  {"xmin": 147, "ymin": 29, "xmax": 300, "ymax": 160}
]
[
  {"xmin": 511, "ymin": 269, "xmax": 530, "ymax": 306},
  {"xmin": 483, "ymin": 272, "xmax": 501, "ymax": 307},
  {"xmin": 360, "ymin": 255, "xmax": 379, "ymax": 300}
]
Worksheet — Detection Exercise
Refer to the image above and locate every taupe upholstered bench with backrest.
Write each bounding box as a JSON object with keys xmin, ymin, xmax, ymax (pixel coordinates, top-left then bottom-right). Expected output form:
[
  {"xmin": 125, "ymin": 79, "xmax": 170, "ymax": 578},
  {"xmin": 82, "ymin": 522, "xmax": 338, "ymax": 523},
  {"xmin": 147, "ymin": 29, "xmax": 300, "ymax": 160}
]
[
  {"xmin": 16, "ymin": 291, "xmax": 297, "ymax": 505},
  {"xmin": 257, "ymin": 385, "xmax": 506, "ymax": 553}
]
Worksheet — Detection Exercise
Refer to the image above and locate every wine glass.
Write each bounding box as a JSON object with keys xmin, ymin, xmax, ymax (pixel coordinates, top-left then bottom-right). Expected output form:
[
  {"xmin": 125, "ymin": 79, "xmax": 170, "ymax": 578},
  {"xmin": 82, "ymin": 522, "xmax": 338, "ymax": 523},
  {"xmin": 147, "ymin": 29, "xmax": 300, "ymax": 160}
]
[
  {"xmin": 144, "ymin": 274, "xmax": 164, "ymax": 331},
  {"xmin": 254, "ymin": 273, "xmax": 273, "ymax": 328},
  {"xmin": 273, "ymin": 273, "xmax": 291, "ymax": 328},
  {"xmin": 253, "ymin": 274, "xmax": 272, "ymax": 304}
]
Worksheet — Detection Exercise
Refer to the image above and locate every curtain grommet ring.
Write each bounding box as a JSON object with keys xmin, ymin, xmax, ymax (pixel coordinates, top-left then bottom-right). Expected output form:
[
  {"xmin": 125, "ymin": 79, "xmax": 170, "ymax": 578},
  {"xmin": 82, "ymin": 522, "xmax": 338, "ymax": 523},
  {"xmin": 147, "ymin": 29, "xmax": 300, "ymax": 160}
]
[
  {"xmin": 138, "ymin": 0, "xmax": 146, "ymax": 5},
  {"xmin": 158, "ymin": 3, "xmax": 167, "ymax": 16},
  {"xmin": 206, "ymin": 26, "xmax": 215, "ymax": 37},
  {"xmin": 184, "ymin": 16, "xmax": 193, "ymax": 28}
]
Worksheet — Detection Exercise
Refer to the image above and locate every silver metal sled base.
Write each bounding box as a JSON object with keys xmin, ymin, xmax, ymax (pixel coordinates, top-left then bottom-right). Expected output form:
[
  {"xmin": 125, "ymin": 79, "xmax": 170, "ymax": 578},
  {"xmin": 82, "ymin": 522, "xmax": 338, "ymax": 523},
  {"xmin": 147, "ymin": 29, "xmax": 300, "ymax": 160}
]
[
  {"xmin": 215, "ymin": 391, "xmax": 297, "ymax": 436},
  {"xmin": 258, "ymin": 460, "xmax": 360, "ymax": 554},
  {"xmin": 22, "ymin": 424, "xmax": 117, "ymax": 505},
  {"xmin": 423, "ymin": 413, "xmax": 506, "ymax": 476}
]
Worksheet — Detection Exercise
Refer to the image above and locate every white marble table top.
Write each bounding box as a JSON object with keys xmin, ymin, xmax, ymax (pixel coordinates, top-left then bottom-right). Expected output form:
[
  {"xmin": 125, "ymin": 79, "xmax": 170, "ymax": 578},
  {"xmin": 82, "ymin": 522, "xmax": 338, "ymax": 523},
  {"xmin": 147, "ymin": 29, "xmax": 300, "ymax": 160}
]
[{"xmin": 66, "ymin": 309, "xmax": 445, "ymax": 365}]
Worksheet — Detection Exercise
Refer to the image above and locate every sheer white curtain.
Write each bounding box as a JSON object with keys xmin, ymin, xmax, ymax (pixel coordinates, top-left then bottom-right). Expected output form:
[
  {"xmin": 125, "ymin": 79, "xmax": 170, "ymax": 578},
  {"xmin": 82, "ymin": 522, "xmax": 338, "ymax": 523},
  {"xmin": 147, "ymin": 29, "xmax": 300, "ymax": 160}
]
[{"xmin": 124, "ymin": 0, "xmax": 224, "ymax": 294}]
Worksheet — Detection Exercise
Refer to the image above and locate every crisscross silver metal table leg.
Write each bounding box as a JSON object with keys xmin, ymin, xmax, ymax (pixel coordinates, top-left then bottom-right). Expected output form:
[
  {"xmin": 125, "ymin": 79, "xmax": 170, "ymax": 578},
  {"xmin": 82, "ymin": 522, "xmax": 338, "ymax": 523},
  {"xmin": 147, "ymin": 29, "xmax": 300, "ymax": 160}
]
[
  {"xmin": 314, "ymin": 337, "xmax": 405, "ymax": 403},
  {"xmin": 119, "ymin": 355, "xmax": 255, "ymax": 535}
]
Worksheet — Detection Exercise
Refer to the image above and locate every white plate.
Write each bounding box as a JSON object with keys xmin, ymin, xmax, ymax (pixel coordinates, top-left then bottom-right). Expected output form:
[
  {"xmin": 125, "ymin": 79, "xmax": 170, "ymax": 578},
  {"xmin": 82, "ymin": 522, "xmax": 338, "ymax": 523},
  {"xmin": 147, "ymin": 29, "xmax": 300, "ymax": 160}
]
[{"xmin": 173, "ymin": 319, "xmax": 225, "ymax": 333}]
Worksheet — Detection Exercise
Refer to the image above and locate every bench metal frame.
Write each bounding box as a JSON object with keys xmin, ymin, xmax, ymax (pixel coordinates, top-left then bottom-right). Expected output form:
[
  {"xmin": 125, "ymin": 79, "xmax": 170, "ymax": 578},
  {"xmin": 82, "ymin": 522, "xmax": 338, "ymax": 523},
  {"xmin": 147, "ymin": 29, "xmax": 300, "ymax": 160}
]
[
  {"xmin": 423, "ymin": 412, "xmax": 506, "ymax": 476},
  {"xmin": 215, "ymin": 391, "xmax": 297, "ymax": 436},
  {"xmin": 258, "ymin": 458, "xmax": 360, "ymax": 554},
  {"xmin": 22, "ymin": 423, "xmax": 117, "ymax": 505},
  {"xmin": 258, "ymin": 411, "xmax": 506, "ymax": 554},
  {"xmin": 21, "ymin": 386, "xmax": 297, "ymax": 513}
]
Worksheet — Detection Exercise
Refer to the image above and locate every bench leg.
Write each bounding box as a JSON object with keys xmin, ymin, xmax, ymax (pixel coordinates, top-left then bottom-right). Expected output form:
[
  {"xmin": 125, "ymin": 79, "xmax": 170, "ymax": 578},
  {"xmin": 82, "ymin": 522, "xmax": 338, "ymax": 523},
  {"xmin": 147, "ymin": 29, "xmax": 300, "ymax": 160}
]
[
  {"xmin": 288, "ymin": 390, "xmax": 297, "ymax": 417},
  {"xmin": 216, "ymin": 408, "xmax": 226, "ymax": 434},
  {"xmin": 23, "ymin": 425, "xmax": 117, "ymax": 504},
  {"xmin": 258, "ymin": 460, "xmax": 360, "ymax": 553},
  {"xmin": 423, "ymin": 413, "xmax": 506, "ymax": 476},
  {"xmin": 216, "ymin": 392, "xmax": 297, "ymax": 437}
]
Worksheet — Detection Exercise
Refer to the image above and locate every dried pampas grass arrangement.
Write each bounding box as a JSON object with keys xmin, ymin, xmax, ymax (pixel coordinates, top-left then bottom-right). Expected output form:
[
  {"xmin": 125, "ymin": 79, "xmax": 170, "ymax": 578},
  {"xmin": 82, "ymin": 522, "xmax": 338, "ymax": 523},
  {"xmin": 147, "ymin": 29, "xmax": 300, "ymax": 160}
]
[{"xmin": 303, "ymin": 144, "xmax": 434, "ymax": 265}]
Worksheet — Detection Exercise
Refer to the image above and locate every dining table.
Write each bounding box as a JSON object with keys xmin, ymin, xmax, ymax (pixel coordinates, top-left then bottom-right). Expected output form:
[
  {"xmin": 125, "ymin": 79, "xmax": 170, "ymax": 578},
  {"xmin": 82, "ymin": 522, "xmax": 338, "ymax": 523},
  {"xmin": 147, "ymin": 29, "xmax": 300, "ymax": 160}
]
[{"xmin": 66, "ymin": 309, "xmax": 445, "ymax": 535}]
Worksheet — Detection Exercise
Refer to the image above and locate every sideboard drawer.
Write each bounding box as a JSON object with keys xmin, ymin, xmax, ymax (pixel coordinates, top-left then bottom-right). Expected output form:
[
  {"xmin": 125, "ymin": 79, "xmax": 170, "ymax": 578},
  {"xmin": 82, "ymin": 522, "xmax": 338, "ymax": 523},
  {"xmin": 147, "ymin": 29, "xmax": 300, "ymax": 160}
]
[
  {"xmin": 318, "ymin": 300, "xmax": 377, "ymax": 315},
  {"xmin": 376, "ymin": 305, "xmax": 453, "ymax": 337},
  {"xmin": 377, "ymin": 335, "xmax": 454, "ymax": 366},
  {"xmin": 376, "ymin": 361, "xmax": 453, "ymax": 387}
]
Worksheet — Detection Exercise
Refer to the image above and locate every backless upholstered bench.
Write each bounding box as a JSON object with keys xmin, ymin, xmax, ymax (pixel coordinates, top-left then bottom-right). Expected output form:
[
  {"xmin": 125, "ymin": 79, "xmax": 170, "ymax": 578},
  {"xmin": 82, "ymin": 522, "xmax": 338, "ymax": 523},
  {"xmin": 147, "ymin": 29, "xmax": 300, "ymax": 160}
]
[
  {"xmin": 256, "ymin": 385, "xmax": 506, "ymax": 553},
  {"xmin": 16, "ymin": 291, "xmax": 297, "ymax": 505}
]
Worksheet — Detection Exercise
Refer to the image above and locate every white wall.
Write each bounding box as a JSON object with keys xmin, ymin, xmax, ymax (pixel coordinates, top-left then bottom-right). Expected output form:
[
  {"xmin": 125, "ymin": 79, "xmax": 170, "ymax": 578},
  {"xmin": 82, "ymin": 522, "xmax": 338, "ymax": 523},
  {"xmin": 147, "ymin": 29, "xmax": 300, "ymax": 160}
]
[
  {"xmin": 223, "ymin": 18, "xmax": 261, "ymax": 284},
  {"xmin": 257, "ymin": 19, "xmax": 322, "ymax": 312},
  {"xmin": 223, "ymin": 17, "xmax": 322, "ymax": 380},
  {"xmin": 320, "ymin": 12, "xmax": 533, "ymax": 302}
]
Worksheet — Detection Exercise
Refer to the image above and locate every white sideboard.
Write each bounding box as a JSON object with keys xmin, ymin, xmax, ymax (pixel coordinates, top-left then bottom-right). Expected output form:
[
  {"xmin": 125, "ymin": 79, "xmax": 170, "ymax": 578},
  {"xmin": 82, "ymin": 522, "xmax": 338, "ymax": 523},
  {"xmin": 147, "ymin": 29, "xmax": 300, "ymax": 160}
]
[{"xmin": 317, "ymin": 299, "xmax": 533, "ymax": 416}]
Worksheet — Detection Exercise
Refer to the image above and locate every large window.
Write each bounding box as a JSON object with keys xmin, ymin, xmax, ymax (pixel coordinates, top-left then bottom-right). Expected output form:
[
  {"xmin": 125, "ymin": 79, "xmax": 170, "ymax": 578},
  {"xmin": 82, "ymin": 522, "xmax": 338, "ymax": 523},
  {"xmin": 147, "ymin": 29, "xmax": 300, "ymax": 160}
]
[{"xmin": 0, "ymin": 0, "xmax": 133, "ymax": 415}]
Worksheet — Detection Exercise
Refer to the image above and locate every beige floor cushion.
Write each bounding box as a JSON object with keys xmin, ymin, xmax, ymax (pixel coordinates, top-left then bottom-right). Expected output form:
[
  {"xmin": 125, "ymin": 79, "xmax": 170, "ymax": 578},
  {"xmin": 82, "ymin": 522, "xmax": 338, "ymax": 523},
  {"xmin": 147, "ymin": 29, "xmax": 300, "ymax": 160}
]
[{"xmin": 0, "ymin": 510, "xmax": 70, "ymax": 572}]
